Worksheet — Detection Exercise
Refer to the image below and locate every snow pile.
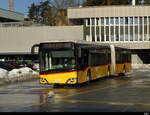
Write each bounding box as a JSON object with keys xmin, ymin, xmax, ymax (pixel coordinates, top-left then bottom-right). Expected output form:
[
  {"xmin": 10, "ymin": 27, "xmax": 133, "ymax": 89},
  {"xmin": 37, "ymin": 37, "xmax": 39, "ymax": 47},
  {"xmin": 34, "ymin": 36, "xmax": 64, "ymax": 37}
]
[
  {"xmin": 0, "ymin": 67, "xmax": 39, "ymax": 85},
  {"xmin": 132, "ymin": 64, "xmax": 150, "ymax": 69},
  {"xmin": 0, "ymin": 68, "xmax": 8, "ymax": 79}
]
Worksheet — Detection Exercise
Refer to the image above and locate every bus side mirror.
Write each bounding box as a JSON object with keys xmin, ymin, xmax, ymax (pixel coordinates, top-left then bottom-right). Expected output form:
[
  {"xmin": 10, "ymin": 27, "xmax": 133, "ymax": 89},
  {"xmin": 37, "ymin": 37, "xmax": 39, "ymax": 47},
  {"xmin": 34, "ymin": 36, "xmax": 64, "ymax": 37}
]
[{"xmin": 31, "ymin": 44, "xmax": 39, "ymax": 55}]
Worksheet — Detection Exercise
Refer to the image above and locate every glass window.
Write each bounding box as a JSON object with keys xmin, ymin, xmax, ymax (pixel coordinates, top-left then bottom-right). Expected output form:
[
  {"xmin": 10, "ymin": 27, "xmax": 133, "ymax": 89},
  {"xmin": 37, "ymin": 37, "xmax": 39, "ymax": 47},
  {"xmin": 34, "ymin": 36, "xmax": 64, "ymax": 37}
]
[
  {"xmin": 92, "ymin": 18, "xmax": 95, "ymax": 25},
  {"xmin": 106, "ymin": 26, "xmax": 109, "ymax": 41},
  {"xmin": 125, "ymin": 26, "xmax": 128, "ymax": 41},
  {"xmin": 130, "ymin": 26, "xmax": 133, "ymax": 41},
  {"xmin": 139, "ymin": 17, "xmax": 143, "ymax": 25},
  {"xmin": 115, "ymin": 17, "xmax": 119, "ymax": 25},
  {"xmin": 120, "ymin": 17, "xmax": 124, "ymax": 25},
  {"xmin": 134, "ymin": 17, "xmax": 138, "ymax": 25},
  {"xmin": 139, "ymin": 25, "xmax": 143, "ymax": 41},
  {"xmin": 87, "ymin": 19, "xmax": 90, "ymax": 26},
  {"xmin": 41, "ymin": 50, "xmax": 75, "ymax": 71},
  {"xmin": 101, "ymin": 26, "xmax": 104, "ymax": 41},
  {"xmin": 106, "ymin": 17, "xmax": 109, "ymax": 25},
  {"xmin": 115, "ymin": 26, "xmax": 119, "ymax": 41},
  {"xmin": 110, "ymin": 26, "xmax": 114, "ymax": 41},
  {"xmin": 97, "ymin": 35, "xmax": 100, "ymax": 41},
  {"xmin": 120, "ymin": 26, "xmax": 124, "ymax": 41},
  {"xmin": 92, "ymin": 36, "xmax": 95, "ymax": 42},
  {"xmin": 129, "ymin": 17, "xmax": 133, "ymax": 24},
  {"xmin": 135, "ymin": 26, "xmax": 138, "ymax": 41},
  {"xmin": 144, "ymin": 17, "xmax": 147, "ymax": 25},
  {"xmin": 125, "ymin": 17, "xmax": 128, "ymax": 24},
  {"xmin": 110, "ymin": 17, "xmax": 114, "ymax": 25},
  {"xmin": 101, "ymin": 18, "xmax": 104, "ymax": 25}
]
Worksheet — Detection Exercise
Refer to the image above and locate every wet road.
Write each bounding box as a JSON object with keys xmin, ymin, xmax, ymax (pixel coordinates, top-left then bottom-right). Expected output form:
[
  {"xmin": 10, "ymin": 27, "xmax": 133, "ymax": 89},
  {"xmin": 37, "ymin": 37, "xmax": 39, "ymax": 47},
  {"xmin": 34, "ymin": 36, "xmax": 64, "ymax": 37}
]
[{"xmin": 0, "ymin": 69, "xmax": 150, "ymax": 112}]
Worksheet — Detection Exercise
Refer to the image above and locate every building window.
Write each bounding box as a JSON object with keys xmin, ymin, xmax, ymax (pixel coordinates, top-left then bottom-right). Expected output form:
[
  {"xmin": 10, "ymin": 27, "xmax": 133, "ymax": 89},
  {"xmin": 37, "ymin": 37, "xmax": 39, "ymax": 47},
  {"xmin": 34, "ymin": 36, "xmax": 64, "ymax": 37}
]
[
  {"xmin": 129, "ymin": 17, "xmax": 133, "ymax": 25},
  {"xmin": 110, "ymin": 17, "xmax": 114, "ymax": 25},
  {"xmin": 97, "ymin": 35, "xmax": 100, "ymax": 41},
  {"xmin": 101, "ymin": 26, "xmax": 104, "ymax": 42},
  {"xmin": 115, "ymin": 17, "xmax": 119, "ymax": 25},
  {"xmin": 120, "ymin": 17, "xmax": 124, "ymax": 25},
  {"xmin": 101, "ymin": 18, "xmax": 104, "ymax": 25},
  {"xmin": 139, "ymin": 17, "xmax": 143, "ymax": 25},
  {"xmin": 106, "ymin": 17, "xmax": 109, "ymax": 25},
  {"xmin": 134, "ymin": 17, "xmax": 138, "ymax": 25},
  {"xmin": 106, "ymin": 26, "xmax": 109, "ymax": 41},
  {"xmin": 125, "ymin": 17, "xmax": 128, "ymax": 25}
]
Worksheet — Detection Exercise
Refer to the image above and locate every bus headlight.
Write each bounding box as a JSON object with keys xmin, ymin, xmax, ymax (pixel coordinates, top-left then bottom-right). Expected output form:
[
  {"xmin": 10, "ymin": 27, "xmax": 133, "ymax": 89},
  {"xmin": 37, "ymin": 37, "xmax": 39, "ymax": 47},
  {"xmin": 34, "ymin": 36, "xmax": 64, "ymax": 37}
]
[
  {"xmin": 40, "ymin": 78, "xmax": 48, "ymax": 84},
  {"xmin": 67, "ymin": 77, "xmax": 77, "ymax": 84}
]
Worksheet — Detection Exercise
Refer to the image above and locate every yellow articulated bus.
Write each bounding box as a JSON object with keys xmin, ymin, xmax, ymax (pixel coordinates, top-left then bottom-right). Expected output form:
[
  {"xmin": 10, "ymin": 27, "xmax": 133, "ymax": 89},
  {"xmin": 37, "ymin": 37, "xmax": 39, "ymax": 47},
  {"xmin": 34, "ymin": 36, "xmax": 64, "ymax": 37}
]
[{"xmin": 31, "ymin": 41, "xmax": 131, "ymax": 85}]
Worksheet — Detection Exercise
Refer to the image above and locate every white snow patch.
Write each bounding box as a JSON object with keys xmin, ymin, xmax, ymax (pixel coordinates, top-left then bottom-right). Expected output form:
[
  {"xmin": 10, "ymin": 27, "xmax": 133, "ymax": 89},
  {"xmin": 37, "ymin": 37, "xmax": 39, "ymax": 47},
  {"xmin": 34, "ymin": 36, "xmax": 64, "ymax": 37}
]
[
  {"xmin": 48, "ymin": 91, "xmax": 55, "ymax": 98},
  {"xmin": 0, "ymin": 67, "xmax": 39, "ymax": 84},
  {"xmin": 8, "ymin": 69, "xmax": 21, "ymax": 78},
  {"xmin": 0, "ymin": 68, "xmax": 8, "ymax": 79}
]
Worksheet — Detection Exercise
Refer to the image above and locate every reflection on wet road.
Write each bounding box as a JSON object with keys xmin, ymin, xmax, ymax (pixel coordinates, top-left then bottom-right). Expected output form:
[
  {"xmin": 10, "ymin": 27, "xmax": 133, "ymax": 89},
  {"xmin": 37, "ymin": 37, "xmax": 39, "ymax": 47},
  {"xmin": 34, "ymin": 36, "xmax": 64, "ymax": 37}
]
[{"xmin": 0, "ymin": 69, "xmax": 150, "ymax": 112}]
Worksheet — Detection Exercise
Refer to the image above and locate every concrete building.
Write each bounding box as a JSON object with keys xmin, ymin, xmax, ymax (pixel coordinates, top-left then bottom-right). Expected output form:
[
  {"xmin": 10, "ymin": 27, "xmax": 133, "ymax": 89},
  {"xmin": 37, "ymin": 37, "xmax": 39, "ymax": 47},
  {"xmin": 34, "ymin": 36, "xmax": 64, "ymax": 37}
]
[
  {"xmin": 0, "ymin": 26, "xmax": 83, "ymax": 60},
  {"xmin": 1, "ymin": 4, "xmax": 150, "ymax": 64},
  {"xmin": 0, "ymin": 8, "xmax": 24, "ymax": 22},
  {"xmin": 68, "ymin": 5, "xmax": 150, "ymax": 64},
  {"xmin": 0, "ymin": 8, "xmax": 24, "ymax": 27}
]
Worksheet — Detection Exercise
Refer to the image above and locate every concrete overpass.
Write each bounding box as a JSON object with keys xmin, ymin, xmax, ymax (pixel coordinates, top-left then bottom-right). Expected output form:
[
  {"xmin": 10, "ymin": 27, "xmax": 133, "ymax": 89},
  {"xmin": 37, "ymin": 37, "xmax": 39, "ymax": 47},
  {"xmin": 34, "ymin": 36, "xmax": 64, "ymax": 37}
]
[{"xmin": 0, "ymin": 8, "xmax": 24, "ymax": 22}]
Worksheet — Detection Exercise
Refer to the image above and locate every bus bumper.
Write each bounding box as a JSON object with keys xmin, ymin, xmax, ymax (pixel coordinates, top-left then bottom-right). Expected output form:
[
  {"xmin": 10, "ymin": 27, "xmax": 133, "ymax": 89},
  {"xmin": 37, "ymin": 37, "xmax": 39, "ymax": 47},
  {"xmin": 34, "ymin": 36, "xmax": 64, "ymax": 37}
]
[{"xmin": 40, "ymin": 71, "xmax": 77, "ymax": 84}]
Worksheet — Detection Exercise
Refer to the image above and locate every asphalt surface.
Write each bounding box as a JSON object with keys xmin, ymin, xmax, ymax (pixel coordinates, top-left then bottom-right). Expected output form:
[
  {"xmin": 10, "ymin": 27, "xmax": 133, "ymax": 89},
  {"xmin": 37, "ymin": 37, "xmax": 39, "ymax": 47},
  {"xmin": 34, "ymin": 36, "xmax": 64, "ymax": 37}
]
[{"xmin": 0, "ymin": 69, "xmax": 150, "ymax": 112}]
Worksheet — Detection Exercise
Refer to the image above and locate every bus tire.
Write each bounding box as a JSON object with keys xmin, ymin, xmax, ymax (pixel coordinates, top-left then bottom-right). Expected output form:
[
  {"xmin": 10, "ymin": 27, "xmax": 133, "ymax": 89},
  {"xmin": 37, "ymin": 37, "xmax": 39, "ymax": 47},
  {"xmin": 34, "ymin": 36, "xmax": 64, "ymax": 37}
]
[
  {"xmin": 86, "ymin": 71, "xmax": 91, "ymax": 84},
  {"xmin": 107, "ymin": 67, "xmax": 111, "ymax": 77},
  {"xmin": 119, "ymin": 66, "xmax": 126, "ymax": 76}
]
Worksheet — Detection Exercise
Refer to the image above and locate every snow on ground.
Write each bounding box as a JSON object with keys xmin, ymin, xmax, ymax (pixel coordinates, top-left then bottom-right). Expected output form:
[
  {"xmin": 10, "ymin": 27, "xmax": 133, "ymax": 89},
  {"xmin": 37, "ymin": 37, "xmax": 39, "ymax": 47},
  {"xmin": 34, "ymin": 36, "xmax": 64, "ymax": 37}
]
[
  {"xmin": 132, "ymin": 64, "xmax": 150, "ymax": 69},
  {"xmin": 0, "ymin": 67, "xmax": 39, "ymax": 85},
  {"xmin": 0, "ymin": 68, "xmax": 8, "ymax": 79}
]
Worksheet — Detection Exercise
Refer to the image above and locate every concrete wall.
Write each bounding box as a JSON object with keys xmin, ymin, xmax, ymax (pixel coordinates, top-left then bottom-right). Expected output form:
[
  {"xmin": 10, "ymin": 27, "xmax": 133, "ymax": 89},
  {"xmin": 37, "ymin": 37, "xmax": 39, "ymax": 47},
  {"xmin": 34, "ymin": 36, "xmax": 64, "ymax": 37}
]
[
  {"xmin": 68, "ymin": 5, "xmax": 150, "ymax": 19},
  {"xmin": 132, "ymin": 54, "xmax": 143, "ymax": 64},
  {"xmin": 0, "ymin": 26, "xmax": 83, "ymax": 54}
]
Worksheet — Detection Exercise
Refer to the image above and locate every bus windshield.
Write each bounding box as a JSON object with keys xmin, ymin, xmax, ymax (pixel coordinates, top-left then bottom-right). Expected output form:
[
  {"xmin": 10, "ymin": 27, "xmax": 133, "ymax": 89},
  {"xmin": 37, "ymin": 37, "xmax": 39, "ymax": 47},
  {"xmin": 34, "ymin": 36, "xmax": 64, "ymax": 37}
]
[{"xmin": 40, "ymin": 50, "xmax": 76, "ymax": 71}]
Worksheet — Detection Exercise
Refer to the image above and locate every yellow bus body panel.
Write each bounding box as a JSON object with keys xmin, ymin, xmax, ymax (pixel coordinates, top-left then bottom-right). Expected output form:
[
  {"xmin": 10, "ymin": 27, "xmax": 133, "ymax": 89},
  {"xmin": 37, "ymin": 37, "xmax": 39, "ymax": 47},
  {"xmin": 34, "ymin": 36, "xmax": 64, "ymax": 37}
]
[
  {"xmin": 77, "ymin": 65, "xmax": 110, "ymax": 84},
  {"xmin": 116, "ymin": 63, "xmax": 132, "ymax": 73},
  {"xmin": 40, "ymin": 63, "xmax": 131, "ymax": 85},
  {"xmin": 125, "ymin": 63, "xmax": 132, "ymax": 72},
  {"xmin": 116, "ymin": 64, "xmax": 124, "ymax": 73},
  {"xmin": 40, "ymin": 71, "xmax": 77, "ymax": 84}
]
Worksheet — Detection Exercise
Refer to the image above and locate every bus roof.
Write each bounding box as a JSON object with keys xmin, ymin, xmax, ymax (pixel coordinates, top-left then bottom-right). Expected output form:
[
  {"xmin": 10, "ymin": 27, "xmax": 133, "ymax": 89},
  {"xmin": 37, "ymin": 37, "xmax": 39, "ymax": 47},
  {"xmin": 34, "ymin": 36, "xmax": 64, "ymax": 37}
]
[{"xmin": 39, "ymin": 40, "xmax": 130, "ymax": 50}]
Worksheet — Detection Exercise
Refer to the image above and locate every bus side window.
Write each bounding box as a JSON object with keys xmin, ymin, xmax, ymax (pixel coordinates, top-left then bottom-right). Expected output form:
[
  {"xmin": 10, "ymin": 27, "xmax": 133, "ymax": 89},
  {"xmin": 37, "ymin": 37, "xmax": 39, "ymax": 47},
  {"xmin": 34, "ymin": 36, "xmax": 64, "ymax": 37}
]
[{"xmin": 78, "ymin": 49, "xmax": 88, "ymax": 69}]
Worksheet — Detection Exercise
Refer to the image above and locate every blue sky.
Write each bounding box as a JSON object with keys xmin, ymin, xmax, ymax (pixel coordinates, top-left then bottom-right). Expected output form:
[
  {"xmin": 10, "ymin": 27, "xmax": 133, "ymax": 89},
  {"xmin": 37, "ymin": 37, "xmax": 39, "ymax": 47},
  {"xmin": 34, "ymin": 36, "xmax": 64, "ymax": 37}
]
[{"xmin": 0, "ymin": 0, "xmax": 47, "ymax": 16}]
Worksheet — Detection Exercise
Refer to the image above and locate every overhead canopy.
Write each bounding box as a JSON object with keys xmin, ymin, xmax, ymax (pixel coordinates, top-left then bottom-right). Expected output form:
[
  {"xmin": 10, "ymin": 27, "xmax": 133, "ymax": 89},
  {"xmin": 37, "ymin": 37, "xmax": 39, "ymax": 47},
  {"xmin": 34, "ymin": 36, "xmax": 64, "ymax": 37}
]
[{"xmin": 0, "ymin": 8, "xmax": 24, "ymax": 22}]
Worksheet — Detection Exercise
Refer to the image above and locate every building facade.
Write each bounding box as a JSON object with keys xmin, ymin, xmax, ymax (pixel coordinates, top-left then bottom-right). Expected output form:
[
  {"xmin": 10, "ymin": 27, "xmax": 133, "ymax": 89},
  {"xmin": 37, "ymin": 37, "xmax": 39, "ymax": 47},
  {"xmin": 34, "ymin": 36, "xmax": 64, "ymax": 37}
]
[
  {"xmin": 0, "ymin": 8, "xmax": 24, "ymax": 22},
  {"xmin": 68, "ymin": 5, "xmax": 150, "ymax": 64},
  {"xmin": 68, "ymin": 5, "xmax": 150, "ymax": 48}
]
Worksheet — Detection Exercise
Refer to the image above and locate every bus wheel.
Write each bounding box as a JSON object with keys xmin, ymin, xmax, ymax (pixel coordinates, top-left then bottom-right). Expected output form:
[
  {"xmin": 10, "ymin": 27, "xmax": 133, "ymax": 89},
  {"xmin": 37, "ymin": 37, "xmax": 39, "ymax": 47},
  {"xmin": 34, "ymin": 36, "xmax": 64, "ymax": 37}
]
[
  {"xmin": 87, "ymin": 71, "xmax": 91, "ymax": 83},
  {"xmin": 107, "ymin": 70, "xmax": 110, "ymax": 77},
  {"xmin": 107, "ymin": 67, "xmax": 111, "ymax": 77},
  {"xmin": 119, "ymin": 67, "xmax": 126, "ymax": 76}
]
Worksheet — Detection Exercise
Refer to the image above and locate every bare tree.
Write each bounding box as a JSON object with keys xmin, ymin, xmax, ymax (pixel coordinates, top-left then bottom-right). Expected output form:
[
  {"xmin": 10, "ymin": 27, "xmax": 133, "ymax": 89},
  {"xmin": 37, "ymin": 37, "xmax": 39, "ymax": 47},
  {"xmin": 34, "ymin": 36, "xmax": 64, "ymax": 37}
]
[{"xmin": 51, "ymin": 0, "xmax": 81, "ymax": 9}]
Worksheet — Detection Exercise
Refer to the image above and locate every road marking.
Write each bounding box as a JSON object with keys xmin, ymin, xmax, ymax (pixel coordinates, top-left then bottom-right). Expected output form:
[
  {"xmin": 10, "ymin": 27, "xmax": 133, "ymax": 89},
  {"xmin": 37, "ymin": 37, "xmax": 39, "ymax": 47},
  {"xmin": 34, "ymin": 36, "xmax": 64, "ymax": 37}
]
[
  {"xmin": 60, "ymin": 81, "xmax": 130, "ymax": 99},
  {"xmin": 31, "ymin": 80, "xmax": 131, "ymax": 107},
  {"xmin": 60, "ymin": 99, "xmax": 150, "ymax": 106}
]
